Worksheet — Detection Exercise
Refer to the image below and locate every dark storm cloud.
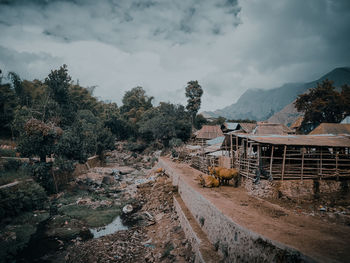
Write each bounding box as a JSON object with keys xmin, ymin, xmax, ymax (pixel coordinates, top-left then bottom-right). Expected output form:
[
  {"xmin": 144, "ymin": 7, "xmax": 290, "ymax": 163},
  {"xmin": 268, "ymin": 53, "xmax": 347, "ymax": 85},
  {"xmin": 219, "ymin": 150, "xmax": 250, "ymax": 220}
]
[{"xmin": 0, "ymin": 0, "xmax": 349, "ymax": 110}]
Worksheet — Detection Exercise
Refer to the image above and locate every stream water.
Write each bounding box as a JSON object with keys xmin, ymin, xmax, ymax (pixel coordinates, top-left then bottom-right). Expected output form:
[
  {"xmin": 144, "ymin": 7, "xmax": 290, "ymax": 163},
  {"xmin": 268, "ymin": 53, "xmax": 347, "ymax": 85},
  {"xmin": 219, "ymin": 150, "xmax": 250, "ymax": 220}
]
[{"xmin": 90, "ymin": 216, "xmax": 128, "ymax": 238}]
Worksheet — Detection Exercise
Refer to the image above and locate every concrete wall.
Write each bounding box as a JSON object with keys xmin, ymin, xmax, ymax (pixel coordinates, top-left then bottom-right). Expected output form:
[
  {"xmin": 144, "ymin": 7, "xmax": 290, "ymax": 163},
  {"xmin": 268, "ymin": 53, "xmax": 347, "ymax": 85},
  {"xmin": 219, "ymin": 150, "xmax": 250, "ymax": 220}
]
[{"xmin": 159, "ymin": 159, "xmax": 314, "ymax": 263}]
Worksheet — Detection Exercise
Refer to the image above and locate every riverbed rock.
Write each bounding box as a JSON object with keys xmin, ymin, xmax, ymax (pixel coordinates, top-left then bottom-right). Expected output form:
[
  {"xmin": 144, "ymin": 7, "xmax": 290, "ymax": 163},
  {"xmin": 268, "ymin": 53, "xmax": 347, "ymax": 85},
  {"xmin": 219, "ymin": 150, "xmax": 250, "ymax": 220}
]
[
  {"xmin": 102, "ymin": 176, "xmax": 115, "ymax": 185},
  {"xmin": 122, "ymin": 204, "xmax": 133, "ymax": 214}
]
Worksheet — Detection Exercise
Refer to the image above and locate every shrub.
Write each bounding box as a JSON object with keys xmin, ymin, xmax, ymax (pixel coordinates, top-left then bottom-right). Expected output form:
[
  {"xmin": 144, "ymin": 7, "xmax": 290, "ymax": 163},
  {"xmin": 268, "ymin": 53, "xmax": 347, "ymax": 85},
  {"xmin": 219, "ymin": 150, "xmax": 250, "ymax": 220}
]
[
  {"xmin": 29, "ymin": 162, "xmax": 55, "ymax": 193},
  {"xmin": 0, "ymin": 148, "xmax": 16, "ymax": 157},
  {"xmin": 3, "ymin": 159, "xmax": 22, "ymax": 171},
  {"xmin": 0, "ymin": 181, "xmax": 47, "ymax": 219}
]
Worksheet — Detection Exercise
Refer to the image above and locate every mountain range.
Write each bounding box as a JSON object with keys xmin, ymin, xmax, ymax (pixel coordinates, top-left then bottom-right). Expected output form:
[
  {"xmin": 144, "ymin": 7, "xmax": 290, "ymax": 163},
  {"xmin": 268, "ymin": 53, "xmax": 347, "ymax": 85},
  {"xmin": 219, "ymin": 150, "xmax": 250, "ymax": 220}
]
[{"xmin": 202, "ymin": 67, "xmax": 350, "ymax": 126}]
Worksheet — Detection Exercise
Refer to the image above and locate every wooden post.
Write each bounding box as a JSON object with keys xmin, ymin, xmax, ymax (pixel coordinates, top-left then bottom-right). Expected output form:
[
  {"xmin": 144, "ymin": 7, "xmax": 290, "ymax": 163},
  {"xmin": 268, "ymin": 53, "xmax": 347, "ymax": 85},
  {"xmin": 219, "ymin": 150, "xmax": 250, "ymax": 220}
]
[
  {"xmin": 320, "ymin": 147, "xmax": 323, "ymax": 177},
  {"xmin": 230, "ymin": 134, "xmax": 233, "ymax": 168},
  {"xmin": 301, "ymin": 148, "xmax": 304, "ymax": 182},
  {"xmin": 247, "ymin": 142, "xmax": 251, "ymax": 176},
  {"xmin": 281, "ymin": 145, "xmax": 287, "ymax": 181},
  {"xmin": 335, "ymin": 150, "xmax": 339, "ymax": 180},
  {"xmin": 236, "ymin": 136, "xmax": 238, "ymax": 151},
  {"xmin": 269, "ymin": 145, "xmax": 274, "ymax": 177}
]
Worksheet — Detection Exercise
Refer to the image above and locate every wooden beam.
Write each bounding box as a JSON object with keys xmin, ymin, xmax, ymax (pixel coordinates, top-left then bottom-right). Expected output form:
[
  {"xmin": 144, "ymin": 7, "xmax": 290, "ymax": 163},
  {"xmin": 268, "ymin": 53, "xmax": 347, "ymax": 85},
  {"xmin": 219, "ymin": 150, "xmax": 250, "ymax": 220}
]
[
  {"xmin": 281, "ymin": 145, "xmax": 287, "ymax": 181},
  {"xmin": 269, "ymin": 145, "xmax": 274, "ymax": 177}
]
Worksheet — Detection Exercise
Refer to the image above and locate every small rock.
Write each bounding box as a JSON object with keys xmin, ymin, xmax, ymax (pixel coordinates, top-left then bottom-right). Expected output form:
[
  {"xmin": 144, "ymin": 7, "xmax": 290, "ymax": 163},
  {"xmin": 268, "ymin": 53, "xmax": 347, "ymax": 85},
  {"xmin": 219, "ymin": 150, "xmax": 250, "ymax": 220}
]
[{"xmin": 123, "ymin": 204, "xmax": 133, "ymax": 214}]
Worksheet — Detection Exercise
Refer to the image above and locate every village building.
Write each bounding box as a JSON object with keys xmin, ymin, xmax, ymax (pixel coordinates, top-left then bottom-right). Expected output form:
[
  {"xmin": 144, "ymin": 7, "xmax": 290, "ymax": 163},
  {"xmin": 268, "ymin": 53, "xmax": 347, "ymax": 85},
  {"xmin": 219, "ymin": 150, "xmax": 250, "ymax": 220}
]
[
  {"xmin": 222, "ymin": 133, "xmax": 350, "ymax": 180},
  {"xmin": 309, "ymin": 123, "xmax": 350, "ymax": 135},
  {"xmin": 193, "ymin": 125, "xmax": 223, "ymax": 145}
]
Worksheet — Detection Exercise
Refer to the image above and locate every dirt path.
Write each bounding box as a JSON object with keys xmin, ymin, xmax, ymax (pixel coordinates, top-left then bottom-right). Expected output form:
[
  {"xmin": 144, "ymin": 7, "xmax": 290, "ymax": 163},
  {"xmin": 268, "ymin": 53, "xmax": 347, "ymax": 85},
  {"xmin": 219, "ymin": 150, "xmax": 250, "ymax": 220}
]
[{"xmin": 161, "ymin": 158, "xmax": 350, "ymax": 263}]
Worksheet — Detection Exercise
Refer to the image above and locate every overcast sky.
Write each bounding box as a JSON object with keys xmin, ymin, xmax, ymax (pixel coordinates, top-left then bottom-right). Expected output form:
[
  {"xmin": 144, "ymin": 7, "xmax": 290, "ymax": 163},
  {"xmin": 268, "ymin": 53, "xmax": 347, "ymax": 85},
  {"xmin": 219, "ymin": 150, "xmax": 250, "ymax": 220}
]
[{"xmin": 0, "ymin": 0, "xmax": 350, "ymax": 111}]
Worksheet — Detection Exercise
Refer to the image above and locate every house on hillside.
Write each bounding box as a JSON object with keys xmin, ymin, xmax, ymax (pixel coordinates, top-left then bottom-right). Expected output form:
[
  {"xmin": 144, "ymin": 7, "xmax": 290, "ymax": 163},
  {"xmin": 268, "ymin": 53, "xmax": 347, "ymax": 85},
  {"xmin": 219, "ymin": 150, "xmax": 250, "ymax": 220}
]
[
  {"xmin": 194, "ymin": 125, "xmax": 223, "ymax": 145},
  {"xmin": 309, "ymin": 123, "xmax": 350, "ymax": 135}
]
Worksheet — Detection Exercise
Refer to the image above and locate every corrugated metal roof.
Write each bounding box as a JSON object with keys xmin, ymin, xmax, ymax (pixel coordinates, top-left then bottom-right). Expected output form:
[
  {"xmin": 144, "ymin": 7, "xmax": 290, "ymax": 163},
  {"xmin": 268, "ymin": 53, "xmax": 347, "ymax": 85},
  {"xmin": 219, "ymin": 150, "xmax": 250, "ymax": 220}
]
[
  {"xmin": 225, "ymin": 122, "xmax": 239, "ymax": 130},
  {"xmin": 309, "ymin": 123, "xmax": 350, "ymax": 135},
  {"xmin": 207, "ymin": 136, "xmax": 225, "ymax": 145},
  {"xmin": 235, "ymin": 134, "xmax": 350, "ymax": 147},
  {"xmin": 204, "ymin": 143, "xmax": 222, "ymax": 153},
  {"xmin": 207, "ymin": 150, "xmax": 230, "ymax": 156},
  {"xmin": 341, "ymin": 116, "xmax": 350, "ymax": 124},
  {"xmin": 195, "ymin": 125, "xmax": 223, "ymax": 139}
]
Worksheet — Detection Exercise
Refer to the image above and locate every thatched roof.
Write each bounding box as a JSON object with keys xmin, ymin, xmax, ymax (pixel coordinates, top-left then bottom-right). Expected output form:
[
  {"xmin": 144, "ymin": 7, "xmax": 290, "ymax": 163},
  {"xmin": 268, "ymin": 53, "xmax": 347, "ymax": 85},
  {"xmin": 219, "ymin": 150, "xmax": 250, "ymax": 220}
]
[
  {"xmin": 237, "ymin": 123, "xmax": 257, "ymax": 133},
  {"xmin": 195, "ymin": 125, "xmax": 223, "ymax": 139},
  {"xmin": 309, "ymin": 123, "xmax": 350, "ymax": 135},
  {"xmin": 253, "ymin": 123, "xmax": 294, "ymax": 135},
  {"xmin": 290, "ymin": 116, "xmax": 304, "ymax": 129}
]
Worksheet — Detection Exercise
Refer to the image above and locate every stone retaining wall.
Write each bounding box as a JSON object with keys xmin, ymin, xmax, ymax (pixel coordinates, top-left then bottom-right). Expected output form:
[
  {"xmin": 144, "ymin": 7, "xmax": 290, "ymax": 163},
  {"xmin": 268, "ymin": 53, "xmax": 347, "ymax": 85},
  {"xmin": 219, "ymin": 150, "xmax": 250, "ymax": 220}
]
[
  {"xmin": 244, "ymin": 177, "xmax": 349, "ymax": 200},
  {"xmin": 159, "ymin": 158, "xmax": 314, "ymax": 263}
]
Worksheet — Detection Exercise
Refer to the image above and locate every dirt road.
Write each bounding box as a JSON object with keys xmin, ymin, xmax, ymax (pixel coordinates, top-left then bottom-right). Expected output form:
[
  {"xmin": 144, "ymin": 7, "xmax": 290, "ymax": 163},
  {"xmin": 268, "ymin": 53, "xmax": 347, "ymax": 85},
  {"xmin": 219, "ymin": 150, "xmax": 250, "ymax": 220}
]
[{"xmin": 161, "ymin": 158, "xmax": 350, "ymax": 263}]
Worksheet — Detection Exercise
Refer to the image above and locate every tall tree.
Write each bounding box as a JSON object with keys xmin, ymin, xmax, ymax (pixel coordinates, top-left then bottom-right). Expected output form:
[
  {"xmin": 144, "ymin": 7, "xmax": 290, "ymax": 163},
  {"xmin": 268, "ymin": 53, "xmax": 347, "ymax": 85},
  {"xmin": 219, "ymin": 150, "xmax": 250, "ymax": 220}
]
[
  {"xmin": 120, "ymin": 86, "xmax": 153, "ymax": 122},
  {"xmin": 45, "ymin": 64, "xmax": 74, "ymax": 126},
  {"xmin": 295, "ymin": 79, "xmax": 348, "ymax": 132},
  {"xmin": 185, "ymin": 80, "xmax": 203, "ymax": 126}
]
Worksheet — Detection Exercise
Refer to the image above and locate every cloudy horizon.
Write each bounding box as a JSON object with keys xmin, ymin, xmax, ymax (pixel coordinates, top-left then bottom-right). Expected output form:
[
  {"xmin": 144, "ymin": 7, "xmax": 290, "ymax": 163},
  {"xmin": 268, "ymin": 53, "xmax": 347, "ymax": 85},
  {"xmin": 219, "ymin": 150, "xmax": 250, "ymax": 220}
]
[{"xmin": 0, "ymin": 0, "xmax": 350, "ymax": 111}]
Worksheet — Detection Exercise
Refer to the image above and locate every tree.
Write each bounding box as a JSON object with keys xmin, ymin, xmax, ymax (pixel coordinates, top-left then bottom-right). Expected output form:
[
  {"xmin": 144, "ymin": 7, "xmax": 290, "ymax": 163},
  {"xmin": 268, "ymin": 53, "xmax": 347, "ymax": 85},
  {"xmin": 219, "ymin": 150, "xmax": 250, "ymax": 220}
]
[
  {"xmin": 295, "ymin": 79, "xmax": 349, "ymax": 133},
  {"xmin": 138, "ymin": 102, "xmax": 191, "ymax": 147},
  {"xmin": 18, "ymin": 118, "xmax": 63, "ymax": 163},
  {"xmin": 193, "ymin": 114, "xmax": 208, "ymax": 130},
  {"xmin": 45, "ymin": 64, "xmax": 74, "ymax": 126},
  {"xmin": 120, "ymin": 86, "xmax": 153, "ymax": 122},
  {"xmin": 0, "ymin": 83, "xmax": 16, "ymax": 136},
  {"xmin": 185, "ymin": 80, "xmax": 203, "ymax": 126}
]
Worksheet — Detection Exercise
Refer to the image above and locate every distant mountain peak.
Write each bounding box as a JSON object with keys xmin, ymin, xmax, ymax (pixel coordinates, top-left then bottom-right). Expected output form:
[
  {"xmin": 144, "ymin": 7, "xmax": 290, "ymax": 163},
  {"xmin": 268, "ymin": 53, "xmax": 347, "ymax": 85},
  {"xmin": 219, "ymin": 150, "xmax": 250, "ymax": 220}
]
[{"xmin": 203, "ymin": 67, "xmax": 350, "ymax": 122}]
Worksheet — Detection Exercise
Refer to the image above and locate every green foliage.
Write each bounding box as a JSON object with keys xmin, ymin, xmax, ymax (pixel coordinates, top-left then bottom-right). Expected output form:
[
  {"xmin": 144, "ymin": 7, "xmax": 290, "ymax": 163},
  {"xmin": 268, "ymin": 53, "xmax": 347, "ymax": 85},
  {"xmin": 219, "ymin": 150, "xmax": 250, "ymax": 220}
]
[
  {"xmin": 45, "ymin": 64, "xmax": 75, "ymax": 126},
  {"xmin": 211, "ymin": 116, "xmax": 226, "ymax": 125},
  {"xmin": 194, "ymin": 114, "xmax": 208, "ymax": 130},
  {"xmin": 0, "ymin": 181, "xmax": 47, "ymax": 219},
  {"xmin": 3, "ymin": 159, "xmax": 21, "ymax": 171},
  {"xmin": 120, "ymin": 86, "xmax": 153, "ymax": 121},
  {"xmin": 0, "ymin": 167, "xmax": 30, "ymax": 186},
  {"xmin": 17, "ymin": 118, "xmax": 62, "ymax": 162},
  {"xmin": 138, "ymin": 102, "xmax": 191, "ymax": 147},
  {"xmin": 295, "ymin": 79, "xmax": 350, "ymax": 132},
  {"xmin": 103, "ymin": 103, "xmax": 134, "ymax": 140},
  {"xmin": 0, "ymin": 83, "xmax": 16, "ymax": 136},
  {"xmin": 185, "ymin": 80, "xmax": 203, "ymax": 124},
  {"xmin": 29, "ymin": 162, "xmax": 55, "ymax": 193},
  {"xmin": 0, "ymin": 148, "xmax": 16, "ymax": 157},
  {"xmin": 58, "ymin": 204, "xmax": 121, "ymax": 228},
  {"xmin": 126, "ymin": 141, "xmax": 148, "ymax": 152}
]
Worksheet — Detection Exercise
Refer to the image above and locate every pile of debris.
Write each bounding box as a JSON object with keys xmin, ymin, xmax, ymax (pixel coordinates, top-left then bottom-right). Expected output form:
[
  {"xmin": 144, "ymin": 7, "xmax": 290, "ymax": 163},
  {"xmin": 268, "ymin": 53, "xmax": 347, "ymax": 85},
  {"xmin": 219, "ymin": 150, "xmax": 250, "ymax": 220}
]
[{"xmin": 65, "ymin": 170, "xmax": 194, "ymax": 263}]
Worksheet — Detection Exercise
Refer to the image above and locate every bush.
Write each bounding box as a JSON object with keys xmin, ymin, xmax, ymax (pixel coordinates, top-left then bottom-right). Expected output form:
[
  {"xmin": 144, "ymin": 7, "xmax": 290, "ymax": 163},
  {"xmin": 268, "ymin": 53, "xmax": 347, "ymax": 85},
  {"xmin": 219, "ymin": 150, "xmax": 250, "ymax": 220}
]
[
  {"xmin": 3, "ymin": 159, "xmax": 22, "ymax": 171},
  {"xmin": 29, "ymin": 162, "xmax": 55, "ymax": 193},
  {"xmin": 0, "ymin": 148, "xmax": 16, "ymax": 157},
  {"xmin": 169, "ymin": 138, "xmax": 183, "ymax": 148},
  {"xmin": 0, "ymin": 181, "xmax": 47, "ymax": 219},
  {"xmin": 126, "ymin": 141, "xmax": 147, "ymax": 152}
]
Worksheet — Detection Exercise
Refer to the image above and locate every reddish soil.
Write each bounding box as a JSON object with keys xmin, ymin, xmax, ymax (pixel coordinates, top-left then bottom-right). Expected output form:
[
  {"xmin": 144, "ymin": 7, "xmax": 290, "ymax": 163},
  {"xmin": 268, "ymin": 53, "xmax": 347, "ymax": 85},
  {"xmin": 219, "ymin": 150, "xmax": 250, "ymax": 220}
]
[{"xmin": 161, "ymin": 157, "xmax": 350, "ymax": 263}]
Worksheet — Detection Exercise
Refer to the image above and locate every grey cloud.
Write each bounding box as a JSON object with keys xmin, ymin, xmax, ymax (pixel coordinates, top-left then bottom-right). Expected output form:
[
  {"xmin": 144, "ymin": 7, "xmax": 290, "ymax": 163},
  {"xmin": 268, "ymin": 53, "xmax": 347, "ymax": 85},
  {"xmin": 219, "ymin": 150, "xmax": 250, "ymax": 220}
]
[{"xmin": 0, "ymin": 0, "xmax": 349, "ymax": 111}]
